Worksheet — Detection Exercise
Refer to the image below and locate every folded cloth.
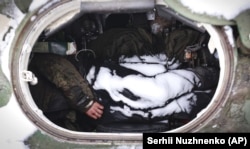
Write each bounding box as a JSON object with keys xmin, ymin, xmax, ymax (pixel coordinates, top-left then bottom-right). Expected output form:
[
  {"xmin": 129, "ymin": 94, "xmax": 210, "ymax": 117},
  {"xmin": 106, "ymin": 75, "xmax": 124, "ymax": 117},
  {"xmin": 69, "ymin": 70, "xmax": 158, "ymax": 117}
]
[{"xmin": 86, "ymin": 54, "xmax": 216, "ymax": 122}]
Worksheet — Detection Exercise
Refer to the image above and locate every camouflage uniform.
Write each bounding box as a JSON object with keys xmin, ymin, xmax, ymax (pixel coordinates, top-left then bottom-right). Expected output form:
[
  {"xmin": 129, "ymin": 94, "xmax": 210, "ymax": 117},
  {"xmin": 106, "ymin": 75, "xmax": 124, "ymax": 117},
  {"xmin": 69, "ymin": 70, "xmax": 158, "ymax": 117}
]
[
  {"xmin": 89, "ymin": 27, "xmax": 155, "ymax": 61},
  {"xmin": 88, "ymin": 27, "xmax": 219, "ymax": 129},
  {"xmin": 29, "ymin": 53, "xmax": 96, "ymax": 123},
  {"xmin": 28, "ymin": 26, "xmax": 219, "ymax": 131}
]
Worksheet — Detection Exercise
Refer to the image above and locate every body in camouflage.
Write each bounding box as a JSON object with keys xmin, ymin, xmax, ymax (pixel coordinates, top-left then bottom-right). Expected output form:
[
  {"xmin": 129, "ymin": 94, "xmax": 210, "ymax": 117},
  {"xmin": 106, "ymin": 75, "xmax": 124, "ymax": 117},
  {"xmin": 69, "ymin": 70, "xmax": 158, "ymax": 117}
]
[{"xmin": 29, "ymin": 53, "xmax": 95, "ymax": 115}]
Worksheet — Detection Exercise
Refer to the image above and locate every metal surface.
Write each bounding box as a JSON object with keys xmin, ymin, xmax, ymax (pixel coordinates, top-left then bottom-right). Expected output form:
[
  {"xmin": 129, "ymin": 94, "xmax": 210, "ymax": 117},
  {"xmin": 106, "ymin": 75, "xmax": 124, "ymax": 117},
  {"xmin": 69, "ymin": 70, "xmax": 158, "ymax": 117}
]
[
  {"xmin": 14, "ymin": 0, "xmax": 33, "ymax": 13},
  {"xmin": 1, "ymin": 0, "xmax": 250, "ymax": 148},
  {"xmin": 235, "ymin": 9, "xmax": 250, "ymax": 49},
  {"xmin": 80, "ymin": 0, "xmax": 155, "ymax": 13},
  {"xmin": 0, "ymin": 68, "xmax": 11, "ymax": 107},
  {"xmin": 163, "ymin": 0, "xmax": 235, "ymax": 25},
  {"xmin": 156, "ymin": 5, "xmax": 206, "ymax": 33},
  {"xmin": 11, "ymin": 0, "xmax": 143, "ymax": 144}
]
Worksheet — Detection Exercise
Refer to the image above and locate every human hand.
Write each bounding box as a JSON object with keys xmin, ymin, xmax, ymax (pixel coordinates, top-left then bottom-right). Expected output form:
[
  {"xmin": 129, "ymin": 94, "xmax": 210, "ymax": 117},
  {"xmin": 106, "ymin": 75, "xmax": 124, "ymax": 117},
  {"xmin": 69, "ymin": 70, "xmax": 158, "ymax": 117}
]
[{"xmin": 85, "ymin": 101, "xmax": 104, "ymax": 119}]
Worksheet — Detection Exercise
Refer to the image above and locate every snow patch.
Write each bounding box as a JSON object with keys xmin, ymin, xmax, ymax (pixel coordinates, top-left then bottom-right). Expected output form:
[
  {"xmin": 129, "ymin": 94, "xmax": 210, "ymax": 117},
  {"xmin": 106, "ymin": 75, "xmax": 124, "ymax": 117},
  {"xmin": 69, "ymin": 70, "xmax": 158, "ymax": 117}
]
[
  {"xmin": 223, "ymin": 26, "xmax": 235, "ymax": 47},
  {"xmin": 29, "ymin": 0, "xmax": 49, "ymax": 12},
  {"xmin": 0, "ymin": 95, "xmax": 37, "ymax": 149},
  {"xmin": 29, "ymin": 0, "xmax": 61, "ymax": 14},
  {"xmin": 0, "ymin": 4, "xmax": 24, "ymax": 81},
  {"xmin": 180, "ymin": 0, "xmax": 250, "ymax": 20},
  {"xmin": 87, "ymin": 54, "xmax": 203, "ymax": 119},
  {"xmin": 0, "ymin": 3, "xmax": 36, "ymax": 149}
]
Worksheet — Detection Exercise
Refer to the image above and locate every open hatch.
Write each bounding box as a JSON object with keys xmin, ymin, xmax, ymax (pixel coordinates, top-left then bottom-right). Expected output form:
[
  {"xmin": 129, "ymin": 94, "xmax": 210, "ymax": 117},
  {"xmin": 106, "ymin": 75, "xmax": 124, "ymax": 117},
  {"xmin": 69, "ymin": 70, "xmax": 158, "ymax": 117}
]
[{"xmin": 11, "ymin": 0, "xmax": 235, "ymax": 144}]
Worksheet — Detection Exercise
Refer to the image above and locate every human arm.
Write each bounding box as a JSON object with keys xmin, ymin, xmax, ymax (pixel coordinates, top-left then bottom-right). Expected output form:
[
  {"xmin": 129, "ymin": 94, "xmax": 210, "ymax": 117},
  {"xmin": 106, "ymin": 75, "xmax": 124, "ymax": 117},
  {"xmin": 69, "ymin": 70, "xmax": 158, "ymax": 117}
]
[
  {"xmin": 85, "ymin": 101, "xmax": 104, "ymax": 119},
  {"xmin": 30, "ymin": 53, "xmax": 104, "ymax": 119}
]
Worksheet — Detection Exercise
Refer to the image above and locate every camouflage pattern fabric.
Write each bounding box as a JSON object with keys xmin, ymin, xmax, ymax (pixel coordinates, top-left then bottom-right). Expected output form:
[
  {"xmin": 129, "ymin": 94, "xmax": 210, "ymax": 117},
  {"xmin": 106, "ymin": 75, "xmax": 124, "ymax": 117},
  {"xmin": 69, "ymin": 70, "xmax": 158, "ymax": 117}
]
[
  {"xmin": 90, "ymin": 28, "xmax": 154, "ymax": 61},
  {"xmin": 29, "ymin": 53, "xmax": 95, "ymax": 113},
  {"xmin": 164, "ymin": 28, "xmax": 201, "ymax": 63},
  {"xmin": 90, "ymin": 27, "xmax": 201, "ymax": 64}
]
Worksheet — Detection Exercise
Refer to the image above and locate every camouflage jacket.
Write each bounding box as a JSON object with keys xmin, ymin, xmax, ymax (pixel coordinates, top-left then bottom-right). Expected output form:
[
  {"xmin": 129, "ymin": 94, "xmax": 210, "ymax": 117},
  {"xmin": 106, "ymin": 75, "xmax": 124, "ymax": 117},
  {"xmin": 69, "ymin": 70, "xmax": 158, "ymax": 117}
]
[{"xmin": 29, "ymin": 53, "xmax": 95, "ymax": 113}]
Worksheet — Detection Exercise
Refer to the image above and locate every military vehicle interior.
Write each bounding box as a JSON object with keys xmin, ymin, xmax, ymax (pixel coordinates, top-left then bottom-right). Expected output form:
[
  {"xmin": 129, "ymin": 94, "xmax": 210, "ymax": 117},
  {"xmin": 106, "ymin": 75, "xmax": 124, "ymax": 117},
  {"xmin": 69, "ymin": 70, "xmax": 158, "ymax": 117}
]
[{"xmin": 27, "ymin": 5, "xmax": 220, "ymax": 133}]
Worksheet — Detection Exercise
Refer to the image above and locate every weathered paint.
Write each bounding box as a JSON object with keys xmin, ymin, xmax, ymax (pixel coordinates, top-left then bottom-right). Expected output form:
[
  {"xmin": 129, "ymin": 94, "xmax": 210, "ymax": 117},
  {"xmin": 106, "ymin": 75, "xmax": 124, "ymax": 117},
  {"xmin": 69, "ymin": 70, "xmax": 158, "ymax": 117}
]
[
  {"xmin": 25, "ymin": 131, "xmax": 143, "ymax": 149},
  {"xmin": 235, "ymin": 9, "xmax": 250, "ymax": 49},
  {"xmin": 163, "ymin": 0, "xmax": 235, "ymax": 25},
  {"xmin": 199, "ymin": 53, "xmax": 250, "ymax": 132},
  {"xmin": 1, "ymin": 0, "xmax": 250, "ymax": 148},
  {"xmin": 0, "ymin": 12, "xmax": 12, "ymax": 107},
  {"xmin": 164, "ymin": 0, "xmax": 250, "ymax": 52},
  {"xmin": 0, "ymin": 68, "xmax": 11, "ymax": 107},
  {"xmin": 14, "ymin": 0, "xmax": 33, "ymax": 13}
]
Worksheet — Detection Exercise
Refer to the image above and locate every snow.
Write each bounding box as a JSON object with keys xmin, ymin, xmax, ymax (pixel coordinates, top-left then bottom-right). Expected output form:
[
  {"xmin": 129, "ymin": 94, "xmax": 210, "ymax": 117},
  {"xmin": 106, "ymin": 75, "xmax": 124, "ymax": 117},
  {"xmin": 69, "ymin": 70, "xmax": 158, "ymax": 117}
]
[
  {"xmin": 111, "ymin": 92, "xmax": 197, "ymax": 119},
  {"xmin": 180, "ymin": 0, "xmax": 250, "ymax": 20},
  {"xmin": 0, "ymin": 1, "xmax": 225, "ymax": 148},
  {"xmin": 119, "ymin": 54, "xmax": 180, "ymax": 76},
  {"xmin": 0, "ymin": 2, "xmax": 24, "ymax": 81},
  {"xmin": 87, "ymin": 54, "xmax": 204, "ymax": 119},
  {"xmin": 29, "ymin": 0, "xmax": 49, "ymax": 12},
  {"xmin": 223, "ymin": 26, "xmax": 235, "ymax": 47},
  {"xmin": 38, "ymin": 0, "xmax": 60, "ymax": 14},
  {"xmin": 121, "ymin": 62, "xmax": 167, "ymax": 76},
  {"xmin": 30, "ymin": 16, "xmax": 36, "ymax": 22},
  {"xmin": 29, "ymin": 0, "xmax": 61, "ymax": 14},
  {"xmin": 0, "ymin": 2, "xmax": 37, "ymax": 149},
  {"xmin": 151, "ymin": 93, "xmax": 197, "ymax": 117},
  {"xmin": 0, "ymin": 95, "xmax": 37, "ymax": 149}
]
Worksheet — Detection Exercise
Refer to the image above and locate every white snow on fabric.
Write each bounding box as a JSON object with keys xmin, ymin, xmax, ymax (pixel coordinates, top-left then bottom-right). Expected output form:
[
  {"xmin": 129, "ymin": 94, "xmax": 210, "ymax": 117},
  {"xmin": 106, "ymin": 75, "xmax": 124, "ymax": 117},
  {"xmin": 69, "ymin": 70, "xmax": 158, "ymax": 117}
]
[
  {"xmin": 121, "ymin": 63, "xmax": 167, "ymax": 76},
  {"xmin": 119, "ymin": 54, "xmax": 168, "ymax": 76},
  {"xmin": 87, "ymin": 54, "xmax": 201, "ymax": 118},
  {"xmin": 151, "ymin": 93, "xmax": 197, "ymax": 117},
  {"xmin": 180, "ymin": 0, "xmax": 250, "ymax": 20},
  {"xmin": 111, "ymin": 105, "xmax": 150, "ymax": 118},
  {"xmin": 119, "ymin": 54, "xmax": 180, "ymax": 76},
  {"xmin": 119, "ymin": 54, "xmax": 168, "ymax": 64},
  {"xmin": 110, "ymin": 93, "xmax": 197, "ymax": 119}
]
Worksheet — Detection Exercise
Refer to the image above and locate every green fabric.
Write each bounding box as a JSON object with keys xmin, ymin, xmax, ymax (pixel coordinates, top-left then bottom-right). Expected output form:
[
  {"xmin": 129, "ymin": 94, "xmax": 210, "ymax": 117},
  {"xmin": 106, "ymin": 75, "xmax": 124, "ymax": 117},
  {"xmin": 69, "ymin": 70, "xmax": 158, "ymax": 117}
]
[
  {"xmin": 90, "ymin": 27, "xmax": 201, "ymax": 63},
  {"xmin": 90, "ymin": 28, "xmax": 153, "ymax": 61},
  {"xmin": 164, "ymin": 28, "xmax": 201, "ymax": 63},
  {"xmin": 29, "ymin": 53, "xmax": 95, "ymax": 113}
]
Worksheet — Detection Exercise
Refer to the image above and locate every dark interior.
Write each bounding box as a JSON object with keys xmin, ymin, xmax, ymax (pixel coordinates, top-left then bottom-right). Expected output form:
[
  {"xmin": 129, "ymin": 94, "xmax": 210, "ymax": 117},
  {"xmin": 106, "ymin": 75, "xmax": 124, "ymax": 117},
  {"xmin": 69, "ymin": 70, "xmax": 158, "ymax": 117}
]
[{"xmin": 28, "ymin": 6, "xmax": 220, "ymax": 133}]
